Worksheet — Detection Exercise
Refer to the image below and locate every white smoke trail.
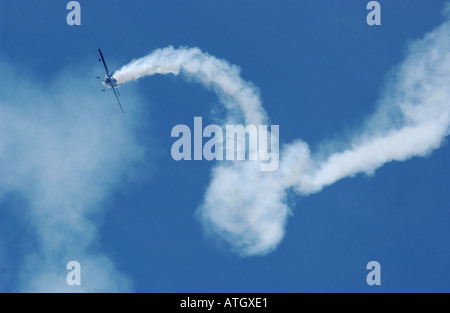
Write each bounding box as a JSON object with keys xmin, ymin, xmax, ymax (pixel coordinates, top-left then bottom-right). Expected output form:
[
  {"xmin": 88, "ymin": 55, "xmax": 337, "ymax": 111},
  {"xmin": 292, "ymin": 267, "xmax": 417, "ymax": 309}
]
[
  {"xmin": 0, "ymin": 64, "xmax": 146, "ymax": 291},
  {"xmin": 114, "ymin": 46, "xmax": 266, "ymax": 126},
  {"xmin": 286, "ymin": 21, "xmax": 450, "ymax": 195},
  {"xmin": 114, "ymin": 18, "xmax": 450, "ymax": 256}
]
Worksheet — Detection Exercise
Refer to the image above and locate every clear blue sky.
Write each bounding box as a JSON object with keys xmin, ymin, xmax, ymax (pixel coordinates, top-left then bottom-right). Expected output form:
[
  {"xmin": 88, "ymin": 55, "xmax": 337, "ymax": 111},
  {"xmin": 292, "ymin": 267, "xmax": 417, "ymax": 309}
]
[{"xmin": 0, "ymin": 0, "xmax": 449, "ymax": 292}]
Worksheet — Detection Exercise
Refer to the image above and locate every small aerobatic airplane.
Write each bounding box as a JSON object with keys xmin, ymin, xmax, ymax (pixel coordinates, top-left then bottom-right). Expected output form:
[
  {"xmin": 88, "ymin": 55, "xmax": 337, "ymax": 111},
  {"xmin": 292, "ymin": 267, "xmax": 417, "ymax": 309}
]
[{"xmin": 97, "ymin": 49, "xmax": 125, "ymax": 113}]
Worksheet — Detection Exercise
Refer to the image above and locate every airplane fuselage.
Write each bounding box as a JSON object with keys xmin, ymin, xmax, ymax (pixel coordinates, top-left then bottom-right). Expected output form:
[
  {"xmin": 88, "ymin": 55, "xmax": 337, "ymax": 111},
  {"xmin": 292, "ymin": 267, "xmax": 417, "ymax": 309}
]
[
  {"xmin": 102, "ymin": 75, "xmax": 118, "ymax": 89},
  {"xmin": 98, "ymin": 48, "xmax": 125, "ymax": 112}
]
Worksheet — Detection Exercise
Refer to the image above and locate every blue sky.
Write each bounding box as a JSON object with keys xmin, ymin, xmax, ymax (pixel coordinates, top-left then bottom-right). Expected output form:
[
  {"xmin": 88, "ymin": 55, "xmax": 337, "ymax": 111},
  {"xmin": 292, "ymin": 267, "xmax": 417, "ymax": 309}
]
[{"xmin": 0, "ymin": 0, "xmax": 449, "ymax": 292}]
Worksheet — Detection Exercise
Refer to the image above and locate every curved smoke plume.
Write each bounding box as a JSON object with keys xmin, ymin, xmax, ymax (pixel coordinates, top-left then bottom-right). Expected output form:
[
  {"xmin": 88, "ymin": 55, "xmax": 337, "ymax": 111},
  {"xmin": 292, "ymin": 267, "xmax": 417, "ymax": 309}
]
[{"xmin": 114, "ymin": 19, "xmax": 450, "ymax": 256}]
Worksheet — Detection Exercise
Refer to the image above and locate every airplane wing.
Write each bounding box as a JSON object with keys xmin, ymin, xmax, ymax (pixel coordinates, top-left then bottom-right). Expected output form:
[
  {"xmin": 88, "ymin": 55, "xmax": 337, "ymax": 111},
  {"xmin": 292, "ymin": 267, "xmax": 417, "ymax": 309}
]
[
  {"xmin": 98, "ymin": 49, "xmax": 110, "ymax": 76},
  {"xmin": 111, "ymin": 85, "xmax": 125, "ymax": 113}
]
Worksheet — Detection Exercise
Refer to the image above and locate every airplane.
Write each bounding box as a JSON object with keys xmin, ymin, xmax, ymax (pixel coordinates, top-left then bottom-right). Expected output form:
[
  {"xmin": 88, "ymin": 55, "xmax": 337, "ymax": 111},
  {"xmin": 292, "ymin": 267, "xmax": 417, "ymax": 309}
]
[{"xmin": 97, "ymin": 49, "xmax": 125, "ymax": 113}]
